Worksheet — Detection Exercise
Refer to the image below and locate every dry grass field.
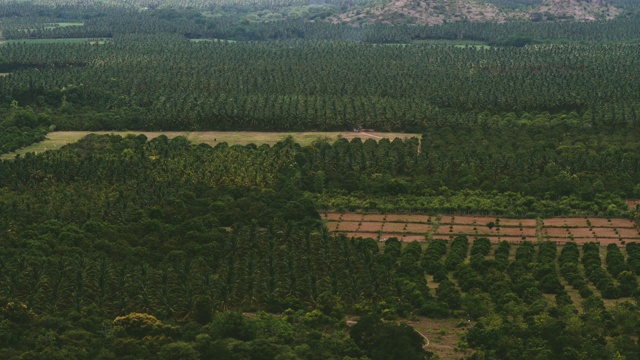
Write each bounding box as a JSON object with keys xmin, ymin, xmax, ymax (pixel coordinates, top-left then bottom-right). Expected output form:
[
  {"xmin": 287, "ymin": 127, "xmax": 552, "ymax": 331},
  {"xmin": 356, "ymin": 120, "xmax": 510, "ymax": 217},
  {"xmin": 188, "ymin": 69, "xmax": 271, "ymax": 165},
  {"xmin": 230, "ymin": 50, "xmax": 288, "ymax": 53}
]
[{"xmin": 1, "ymin": 131, "xmax": 419, "ymax": 160}]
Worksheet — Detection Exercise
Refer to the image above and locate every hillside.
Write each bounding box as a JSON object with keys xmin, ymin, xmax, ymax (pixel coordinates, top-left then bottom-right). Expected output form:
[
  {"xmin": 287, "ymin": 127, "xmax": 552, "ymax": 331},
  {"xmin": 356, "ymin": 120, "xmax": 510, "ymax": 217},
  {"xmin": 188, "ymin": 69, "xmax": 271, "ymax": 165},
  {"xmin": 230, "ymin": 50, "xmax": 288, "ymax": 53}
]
[{"xmin": 328, "ymin": 0, "xmax": 621, "ymax": 26}]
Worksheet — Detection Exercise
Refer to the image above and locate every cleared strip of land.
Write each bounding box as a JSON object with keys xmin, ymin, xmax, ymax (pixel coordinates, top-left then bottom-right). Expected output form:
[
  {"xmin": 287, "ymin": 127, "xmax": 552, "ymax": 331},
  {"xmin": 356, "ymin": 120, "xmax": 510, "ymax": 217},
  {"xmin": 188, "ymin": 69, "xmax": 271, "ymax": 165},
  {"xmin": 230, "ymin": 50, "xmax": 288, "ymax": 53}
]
[
  {"xmin": 1, "ymin": 131, "xmax": 419, "ymax": 159},
  {"xmin": 324, "ymin": 212, "xmax": 640, "ymax": 244}
]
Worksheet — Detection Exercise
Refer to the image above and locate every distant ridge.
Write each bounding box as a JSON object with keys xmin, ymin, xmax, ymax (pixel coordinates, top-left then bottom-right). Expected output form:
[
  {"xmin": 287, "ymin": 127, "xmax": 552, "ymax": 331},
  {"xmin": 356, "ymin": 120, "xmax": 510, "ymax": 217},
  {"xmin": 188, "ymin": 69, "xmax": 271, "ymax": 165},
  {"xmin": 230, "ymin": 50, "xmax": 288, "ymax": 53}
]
[{"xmin": 327, "ymin": 0, "xmax": 621, "ymax": 26}]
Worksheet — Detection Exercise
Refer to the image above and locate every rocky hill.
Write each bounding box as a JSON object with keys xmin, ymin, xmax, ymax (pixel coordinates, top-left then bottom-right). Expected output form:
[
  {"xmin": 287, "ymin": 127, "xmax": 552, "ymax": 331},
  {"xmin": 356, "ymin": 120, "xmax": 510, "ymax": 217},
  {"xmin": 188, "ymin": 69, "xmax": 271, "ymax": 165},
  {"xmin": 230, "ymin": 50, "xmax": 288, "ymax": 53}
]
[{"xmin": 328, "ymin": 0, "xmax": 621, "ymax": 26}]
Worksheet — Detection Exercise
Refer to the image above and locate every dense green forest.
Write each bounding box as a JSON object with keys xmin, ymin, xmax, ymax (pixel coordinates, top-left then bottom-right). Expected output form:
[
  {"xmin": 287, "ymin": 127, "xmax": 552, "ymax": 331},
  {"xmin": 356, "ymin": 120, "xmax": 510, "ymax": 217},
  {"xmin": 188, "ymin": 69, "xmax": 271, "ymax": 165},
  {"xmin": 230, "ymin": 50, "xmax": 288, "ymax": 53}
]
[
  {"xmin": 1, "ymin": 37, "xmax": 640, "ymax": 133},
  {"xmin": 2, "ymin": 1, "xmax": 640, "ymax": 359},
  {"xmin": 1, "ymin": 134, "xmax": 640, "ymax": 359}
]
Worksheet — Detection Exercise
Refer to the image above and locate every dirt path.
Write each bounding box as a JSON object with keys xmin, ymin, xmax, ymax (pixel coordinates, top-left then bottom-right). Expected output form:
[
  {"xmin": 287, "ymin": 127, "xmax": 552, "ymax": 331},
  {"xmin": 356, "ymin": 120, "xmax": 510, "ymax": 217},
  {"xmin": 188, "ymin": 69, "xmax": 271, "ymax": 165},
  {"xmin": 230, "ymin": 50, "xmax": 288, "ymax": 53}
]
[{"xmin": 359, "ymin": 132, "xmax": 384, "ymax": 139}]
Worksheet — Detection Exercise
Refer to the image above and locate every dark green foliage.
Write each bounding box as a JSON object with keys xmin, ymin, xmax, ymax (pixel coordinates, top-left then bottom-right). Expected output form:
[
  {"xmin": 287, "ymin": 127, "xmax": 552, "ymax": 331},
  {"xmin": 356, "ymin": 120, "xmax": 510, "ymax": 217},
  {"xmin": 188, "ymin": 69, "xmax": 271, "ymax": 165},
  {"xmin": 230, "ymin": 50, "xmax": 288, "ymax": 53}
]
[
  {"xmin": 444, "ymin": 236, "xmax": 469, "ymax": 271},
  {"xmin": 350, "ymin": 315, "xmax": 427, "ymax": 360},
  {"xmin": 582, "ymin": 243, "xmax": 621, "ymax": 299},
  {"xmin": 606, "ymin": 244, "xmax": 629, "ymax": 278},
  {"xmin": 421, "ymin": 239, "xmax": 447, "ymax": 275},
  {"xmin": 626, "ymin": 243, "xmax": 640, "ymax": 275},
  {"xmin": 2, "ymin": 4, "xmax": 640, "ymax": 358}
]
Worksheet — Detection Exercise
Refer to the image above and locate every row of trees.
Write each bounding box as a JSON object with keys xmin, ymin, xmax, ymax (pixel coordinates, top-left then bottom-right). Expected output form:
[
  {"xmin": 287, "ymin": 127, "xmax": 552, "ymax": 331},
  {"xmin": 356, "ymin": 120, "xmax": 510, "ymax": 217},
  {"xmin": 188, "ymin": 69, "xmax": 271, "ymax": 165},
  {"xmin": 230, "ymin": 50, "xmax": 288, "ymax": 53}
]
[
  {"xmin": 1, "ymin": 35, "xmax": 640, "ymax": 132},
  {"xmin": 1, "ymin": 135, "xmax": 640, "ymax": 358}
]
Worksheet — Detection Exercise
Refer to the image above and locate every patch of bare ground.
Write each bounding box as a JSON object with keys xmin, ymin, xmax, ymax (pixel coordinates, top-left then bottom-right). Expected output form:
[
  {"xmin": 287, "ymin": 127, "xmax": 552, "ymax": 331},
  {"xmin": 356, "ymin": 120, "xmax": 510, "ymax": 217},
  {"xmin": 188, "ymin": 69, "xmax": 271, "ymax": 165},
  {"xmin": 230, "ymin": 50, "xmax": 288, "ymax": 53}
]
[
  {"xmin": 328, "ymin": 0, "xmax": 508, "ymax": 26},
  {"xmin": 327, "ymin": 0, "xmax": 619, "ymax": 26},
  {"xmin": 627, "ymin": 199, "xmax": 640, "ymax": 210},
  {"xmin": 404, "ymin": 317, "xmax": 474, "ymax": 359},
  {"xmin": 536, "ymin": 0, "xmax": 619, "ymax": 21}
]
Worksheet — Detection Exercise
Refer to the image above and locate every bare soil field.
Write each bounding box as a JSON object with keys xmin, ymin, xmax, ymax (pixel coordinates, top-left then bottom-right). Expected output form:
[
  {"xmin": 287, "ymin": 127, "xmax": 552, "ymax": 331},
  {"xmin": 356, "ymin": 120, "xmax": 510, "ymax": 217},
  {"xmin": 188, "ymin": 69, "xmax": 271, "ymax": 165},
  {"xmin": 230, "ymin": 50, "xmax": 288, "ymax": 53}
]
[
  {"xmin": 383, "ymin": 223, "xmax": 407, "ymax": 233},
  {"xmin": 405, "ymin": 223, "xmax": 430, "ymax": 234},
  {"xmin": 593, "ymin": 228, "xmax": 620, "ymax": 238},
  {"xmin": 326, "ymin": 221, "xmax": 340, "ymax": 230},
  {"xmin": 358, "ymin": 222, "xmax": 384, "ymax": 232},
  {"xmin": 497, "ymin": 218, "xmax": 537, "ymax": 227},
  {"xmin": 341, "ymin": 213, "xmax": 363, "ymax": 221},
  {"xmin": 1, "ymin": 131, "xmax": 419, "ymax": 160},
  {"xmin": 441, "ymin": 215, "xmax": 536, "ymax": 228},
  {"xmin": 544, "ymin": 228, "xmax": 571, "ymax": 237},
  {"xmin": 325, "ymin": 212, "xmax": 640, "ymax": 244},
  {"xmin": 450, "ymin": 215, "xmax": 497, "ymax": 225},
  {"xmin": 498, "ymin": 227, "xmax": 533, "ymax": 236},
  {"xmin": 385, "ymin": 214, "xmax": 429, "ymax": 222},
  {"xmin": 361, "ymin": 214, "xmax": 386, "ymax": 222},
  {"xmin": 616, "ymin": 228, "xmax": 640, "ymax": 238},
  {"xmin": 337, "ymin": 222, "xmax": 360, "ymax": 231},
  {"xmin": 587, "ymin": 218, "xmax": 617, "ymax": 227},
  {"xmin": 569, "ymin": 228, "xmax": 596, "ymax": 238},
  {"xmin": 436, "ymin": 225, "xmax": 497, "ymax": 236},
  {"xmin": 610, "ymin": 219, "xmax": 637, "ymax": 228},
  {"xmin": 324, "ymin": 213, "xmax": 342, "ymax": 220},
  {"xmin": 544, "ymin": 218, "xmax": 587, "ymax": 227}
]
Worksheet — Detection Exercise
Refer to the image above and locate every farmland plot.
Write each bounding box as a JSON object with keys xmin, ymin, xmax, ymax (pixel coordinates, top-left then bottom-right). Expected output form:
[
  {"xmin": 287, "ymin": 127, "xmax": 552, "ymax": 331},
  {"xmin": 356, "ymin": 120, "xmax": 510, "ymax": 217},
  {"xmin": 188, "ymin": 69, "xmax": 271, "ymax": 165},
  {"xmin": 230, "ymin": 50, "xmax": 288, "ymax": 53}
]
[{"xmin": 325, "ymin": 212, "xmax": 640, "ymax": 244}]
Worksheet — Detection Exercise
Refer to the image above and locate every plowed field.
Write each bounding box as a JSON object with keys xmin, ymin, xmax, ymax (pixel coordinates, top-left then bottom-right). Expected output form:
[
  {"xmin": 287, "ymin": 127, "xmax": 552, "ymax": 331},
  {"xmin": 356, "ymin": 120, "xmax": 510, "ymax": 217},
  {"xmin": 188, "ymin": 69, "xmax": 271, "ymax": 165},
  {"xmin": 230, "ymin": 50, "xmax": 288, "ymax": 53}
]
[{"xmin": 324, "ymin": 212, "xmax": 640, "ymax": 244}]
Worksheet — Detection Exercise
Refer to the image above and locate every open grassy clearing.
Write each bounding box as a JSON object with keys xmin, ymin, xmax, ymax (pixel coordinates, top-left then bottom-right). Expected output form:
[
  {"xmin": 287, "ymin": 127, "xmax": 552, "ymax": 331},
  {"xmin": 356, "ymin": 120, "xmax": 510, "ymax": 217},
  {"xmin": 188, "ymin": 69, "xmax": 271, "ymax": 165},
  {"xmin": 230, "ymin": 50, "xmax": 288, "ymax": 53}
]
[
  {"xmin": 0, "ymin": 131, "xmax": 419, "ymax": 160},
  {"xmin": 189, "ymin": 38, "xmax": 237, "ymax": 43},
  {"xmin": 404, "ymin": 317, "xmax": 473, "ymax": 359},
  {"xmin": 45, "ymin": 22, "xmax": 84, "ymax": 27},
  {"xmin": 0, "ymin": 38, "xmax": 106, "ymax": 45}
]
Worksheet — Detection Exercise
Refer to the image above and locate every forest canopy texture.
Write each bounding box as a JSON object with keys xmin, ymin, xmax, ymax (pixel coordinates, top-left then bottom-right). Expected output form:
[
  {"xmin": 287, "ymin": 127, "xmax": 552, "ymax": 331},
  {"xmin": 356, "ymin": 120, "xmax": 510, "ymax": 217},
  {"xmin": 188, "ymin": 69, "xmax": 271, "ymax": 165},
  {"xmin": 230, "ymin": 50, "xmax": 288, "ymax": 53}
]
[{"xmin": 2, "ymin": 0, "xmax": 640, "ymax": 359}]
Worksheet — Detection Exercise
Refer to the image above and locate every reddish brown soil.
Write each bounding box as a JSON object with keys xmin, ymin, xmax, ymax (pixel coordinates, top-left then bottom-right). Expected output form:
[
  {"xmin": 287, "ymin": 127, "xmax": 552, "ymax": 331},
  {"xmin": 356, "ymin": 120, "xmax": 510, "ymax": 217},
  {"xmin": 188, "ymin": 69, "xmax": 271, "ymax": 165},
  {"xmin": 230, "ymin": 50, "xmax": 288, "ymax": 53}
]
[
  {"xmin": 587, "ymin": 218, "xmax": 615, "ymax": 227},
  {"xmin": 452, "ymin": 215, "xmax": 497, "ymax": 225},
  {"xmin": 617, "ymin": 228, "xmax": 640, "ymax": 238},
  {"xmin": 545, "ymin": 218, "xmax": 588, "ymax": 227},
  {"xmin": 498, "ymin": 218, "xmax": 537, "ymax": 227},
  {"xmin": 338, "ymin": 222, "xmax": 361, "ymax": 231},
  {"xmin": 607, "ymin": 219, "xmax": 636, "ymax": 228},
  {"xmin": 326, "ymin": 212, "xmax": 640, "ymax": 245},
  {"xmin": 569, "ymin": 228, "xmax": 596, "ymax": 238},
  {"xmin": 405, "ymin": 223, "xmax": 430, "ymax": 234},
  {"xmin": 341, "ymin": 213, "xmax": 363, "ymax": 221},
  {"xmin": 359, "ymin": 222, "xmax": 384, "ymax": 232},
  {"xmin": 381, "ymin": 214, "xmax": 404, "ymax": 222},
  {"xmin": 384, "ymin": 223, "xmax": 407, "ymax": 233},
  {"xmin": 544, "ymin": 228, "xmax": 571, "ymax": 237},
  {"xmin": 325, "ymin": 213, "xmax": 342, "ymax": 220},
  {"xmin": 326, "ymin": 221, "xmax": 340, "ymax": 230},
  {"xmin": 361, "ymin": 214, "xmax": 386, "ymax": 222},
  {"xmin": 592, "ymin": 228, "xmax": 619, "ymax": 238},
  {"xmin": 439, "ymin": 216, "xmax": 455, "ymax": 225},
  {"xmin": 436, "ymin": 225, "xmax": 497, "ymax": 236},
  {"xmin": 498, "ymin": 227, "xmax": 529, "ymax": 236}
]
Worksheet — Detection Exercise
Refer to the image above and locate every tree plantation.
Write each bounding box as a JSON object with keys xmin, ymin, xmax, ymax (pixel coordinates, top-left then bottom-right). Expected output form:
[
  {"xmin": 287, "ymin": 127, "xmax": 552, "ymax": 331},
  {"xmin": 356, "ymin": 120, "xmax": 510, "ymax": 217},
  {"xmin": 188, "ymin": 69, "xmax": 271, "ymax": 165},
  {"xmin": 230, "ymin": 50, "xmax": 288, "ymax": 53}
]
[
  {"xmin": 2, "ymin": 1, "xmax": 640, "ymax": 359},
  {"xmin": 2, "ymin": 37, "xmax": 640, "ymax": 133}
]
